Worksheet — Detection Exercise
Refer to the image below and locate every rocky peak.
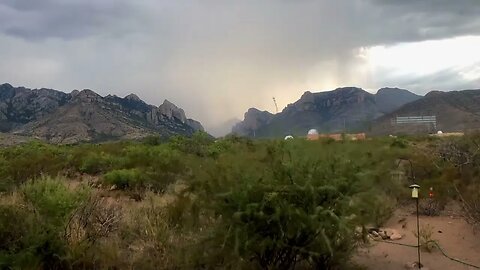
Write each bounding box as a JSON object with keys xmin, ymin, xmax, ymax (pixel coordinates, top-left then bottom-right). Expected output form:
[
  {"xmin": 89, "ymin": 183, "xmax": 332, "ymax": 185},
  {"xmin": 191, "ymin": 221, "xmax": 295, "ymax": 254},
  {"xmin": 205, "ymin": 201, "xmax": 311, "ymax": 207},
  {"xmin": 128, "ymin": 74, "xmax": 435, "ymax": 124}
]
[
  {"xmin": 375, "ymin": 87, "xmax": 422, "ymax": 114},
  {"xmin": 159, "ymin": 99, "xmax": 187, "ymax": 122},
  {"xmin": 244, "ymin": 108, "xmax": 274, "ymax": 122},
  {"xmin": 299, "ymin": 91, "xmax": 315, "ymax": 102},
  {"xmin": 289, "ymin": 87, "xmax": 370, "ymax": 113},
  {"xmin": 0, "ymin": 83, "xmax": 16, "ymax": 100},
  {"xmin": 232, "ymin": 108, "xmax": 273, "ymax": 136},
  {"xmin": 125, "ymin": 93, "xmax": 142, "ymax": 102},
  {"xmin": 377, "ymin": 87, "xmax": 404, "ymax": 94},
  {"xmin": 0, "ymin": 83, "xmax": 13, "ymax": 89},
  {"xmin": 73, "ymin": 89, "xmax": 102, "ymax": 103},
  {"xmin": 70, "ymin": 90, "xmax": 80, "ymax": 97},
  {"xmin": 425, "ymin": 90, "xmax": 445, "ymax": 98}
]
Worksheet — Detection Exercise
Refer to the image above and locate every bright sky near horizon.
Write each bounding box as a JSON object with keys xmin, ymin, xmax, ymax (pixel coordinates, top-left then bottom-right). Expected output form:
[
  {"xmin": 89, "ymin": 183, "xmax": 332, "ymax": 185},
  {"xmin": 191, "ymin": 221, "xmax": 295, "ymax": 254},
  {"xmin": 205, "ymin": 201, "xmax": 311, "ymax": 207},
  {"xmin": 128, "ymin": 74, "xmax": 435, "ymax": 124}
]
[{"xmin": 0, "ymin": 0, "xmax": 479, "ymax": 135}]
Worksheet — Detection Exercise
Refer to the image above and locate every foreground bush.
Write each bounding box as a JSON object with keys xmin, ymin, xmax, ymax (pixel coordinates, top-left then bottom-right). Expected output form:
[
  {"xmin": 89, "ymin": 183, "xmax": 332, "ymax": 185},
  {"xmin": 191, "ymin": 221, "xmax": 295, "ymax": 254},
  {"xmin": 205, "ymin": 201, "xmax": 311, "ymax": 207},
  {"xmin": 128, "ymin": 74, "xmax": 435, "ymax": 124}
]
[
  {"xmin": 103, "ymin": 169, "xmax": 144, "ymax": 190},
  {"xmin": 0, "ymin": 177, "xmax": 91, "ymax": 269},
  {"xmin": 184, "ymin": 141, "xmax": 392, "ymax": 269}
]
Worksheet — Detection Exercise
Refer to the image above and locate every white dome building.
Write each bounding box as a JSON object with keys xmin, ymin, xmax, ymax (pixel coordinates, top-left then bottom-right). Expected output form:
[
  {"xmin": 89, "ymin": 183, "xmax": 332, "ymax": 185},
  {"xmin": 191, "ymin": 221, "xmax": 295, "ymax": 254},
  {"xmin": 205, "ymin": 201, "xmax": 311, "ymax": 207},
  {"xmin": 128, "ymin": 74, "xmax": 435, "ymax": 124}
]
[
  {"xmin": 307, "ymin": 129, "xmax": 319, "ymax": 140},
  {"xmin": 284, "ymin": 135, "xmax": 294, "ymax": 140}
]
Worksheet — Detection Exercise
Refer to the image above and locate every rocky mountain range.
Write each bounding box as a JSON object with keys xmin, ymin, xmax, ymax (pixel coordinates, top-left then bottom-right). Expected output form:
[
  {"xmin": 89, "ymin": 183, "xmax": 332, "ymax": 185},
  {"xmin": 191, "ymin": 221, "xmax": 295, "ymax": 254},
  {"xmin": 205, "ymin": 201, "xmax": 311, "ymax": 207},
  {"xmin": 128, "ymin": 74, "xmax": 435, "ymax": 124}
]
[
  {"xmin": 233, "ymin": 87, "xmax": 421, "ymax": 137},
  {"xmin": 0, "ymin": 83, "xmax": 204, "ymax": 143}
]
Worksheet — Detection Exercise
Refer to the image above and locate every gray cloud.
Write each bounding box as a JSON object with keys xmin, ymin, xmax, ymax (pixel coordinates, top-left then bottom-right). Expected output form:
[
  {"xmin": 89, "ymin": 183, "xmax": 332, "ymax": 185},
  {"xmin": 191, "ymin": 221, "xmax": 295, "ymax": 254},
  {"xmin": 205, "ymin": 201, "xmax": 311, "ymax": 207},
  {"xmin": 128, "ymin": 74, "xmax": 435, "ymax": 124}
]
[
  {"xmin": 0, "ymin": 0, "xmax": 479, "ymax": 134},
  {"xmin": 0, "ymin": 0, "xmax": 152, "ymax": 40},
  {"xmin": 372, "ymin": 67, "xmax": 480, "ymax": 95}
]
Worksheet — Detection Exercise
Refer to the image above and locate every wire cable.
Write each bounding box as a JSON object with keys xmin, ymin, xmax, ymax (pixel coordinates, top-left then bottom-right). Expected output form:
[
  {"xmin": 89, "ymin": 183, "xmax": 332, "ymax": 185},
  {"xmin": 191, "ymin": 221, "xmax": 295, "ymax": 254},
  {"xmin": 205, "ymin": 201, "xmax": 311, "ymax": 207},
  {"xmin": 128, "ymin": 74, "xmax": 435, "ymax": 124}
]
[{"xmin": 372, "ymin": 238, "xmax": 480, "ymax": 269}]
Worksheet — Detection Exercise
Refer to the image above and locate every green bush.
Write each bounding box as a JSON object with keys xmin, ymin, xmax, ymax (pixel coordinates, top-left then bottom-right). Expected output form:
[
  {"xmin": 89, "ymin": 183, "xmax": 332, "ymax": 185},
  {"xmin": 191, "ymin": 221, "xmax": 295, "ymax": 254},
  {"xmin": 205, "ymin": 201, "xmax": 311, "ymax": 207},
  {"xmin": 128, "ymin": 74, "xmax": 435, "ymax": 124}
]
[
  {"xmin": 0, "ymin": 205, "xmax": 29, "ymax": 253},
  {"xmin": 0, "ymin": 177, "xmax": 91, "ymax": 269},
  {"xmin": 78, "ymin": 152, "xmax": 116, "ymax": 174},
  {"xmin": 0, "ymin": 142, "xmax": 69, "ymax": 190},
  {"xmin": 103, "ymin": 169, "xmax": 144, "ymax": 190},
  {"xmin": 170, "ymin": 131, "xmax": 214, "ymax": 156},
  {"xmin": 21, "ymin": 176, "xmax": 90, "ymax": 223},
  {"xmin": 390, "ymin": 138, "xmax": 408, "ymax": 148},
  {"xmin": 184, "ymin": 142, "xmax": 391, "ymax": 269}
]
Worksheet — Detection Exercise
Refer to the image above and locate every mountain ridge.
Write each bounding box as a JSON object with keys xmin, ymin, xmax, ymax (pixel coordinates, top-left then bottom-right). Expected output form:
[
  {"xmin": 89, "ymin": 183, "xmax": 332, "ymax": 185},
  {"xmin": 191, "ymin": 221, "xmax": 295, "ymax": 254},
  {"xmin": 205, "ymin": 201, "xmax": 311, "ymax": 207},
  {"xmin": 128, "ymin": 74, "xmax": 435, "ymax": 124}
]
[
  {"xmin": 372, "ymin": 89, "xmax": 480, "ymax": 135},
  {"xmin": 0, "ymin": 83, "xmax": 204, "ymax": 143},
  {"xmin": 232, "ymin": 87, "xmax": 421, "ymax": 137}
]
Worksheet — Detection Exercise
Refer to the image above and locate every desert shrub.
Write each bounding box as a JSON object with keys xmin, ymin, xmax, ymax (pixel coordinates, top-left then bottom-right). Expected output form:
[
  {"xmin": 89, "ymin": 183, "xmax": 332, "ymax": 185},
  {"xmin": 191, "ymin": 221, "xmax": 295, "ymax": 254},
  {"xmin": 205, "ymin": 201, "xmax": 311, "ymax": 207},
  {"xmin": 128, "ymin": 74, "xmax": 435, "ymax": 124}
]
[
  {"xmin": 170, "ymin": 131, "xmax": 214, "ymax": 157},
  {"xmin": 0, "ymin": 177, "xmax": 92, "ymax": 269},
  {"xmin": 142, "ymin": 135, "xmax": 167, "ymax": 146},
  {"xmin": 122, "ymin": 144, "xmax": 183, "ymax": 171},
  {"xmin": 206, "ymin": 139, "xmax": 234, "ymax": 159},
  {"xmin": 0, "ymin": 204, "xmax": 32, "ymax": 266},
  {"xmin": 413, "ymin": 224, "xmax": 436, "ymax": 252},
  {"xmin": 183, "ymin": 141, "xmax": 391, "ymax": 269},
  {"xmin": 455, "ymin": 183, "xmax": 480, "ymax": 230},
  {"xmin": 116, "ymin": 192, "xmax": 201, "ymax": 269},
  {"xmin": 78, "ymin": 152, "xmax": 116, "ymax": 174},
  {"xmin": 103, "ymin": 169, "xmax": 144, "ymax": 190},
  {"xmin": 428, "ymin": 136, "xmax": 480, "ymax": 227},
  {"xmin": 354, "ymin": 193, "xmax": 396, "ymax": 228},
  {"xmin": 21, "ymin": 176, "xmax": 90, "ymax": 223},
  {"xmin": 119, "ymin": 145, "xmax": 185, "ymax": 191},
  {"xmin": 64, "ymin": 195, "xmax": 122, "ymax": 268},
  {"xmin": 0, "ymin": 141, "xmax": 69, "ymax": 190},
  {"xmin": 419, "ymin": 198, "xmax": 443, "ymax": 216},
  {"xmin": 390, "ymin": 138, "xmax": 408, "ymax": 148}
]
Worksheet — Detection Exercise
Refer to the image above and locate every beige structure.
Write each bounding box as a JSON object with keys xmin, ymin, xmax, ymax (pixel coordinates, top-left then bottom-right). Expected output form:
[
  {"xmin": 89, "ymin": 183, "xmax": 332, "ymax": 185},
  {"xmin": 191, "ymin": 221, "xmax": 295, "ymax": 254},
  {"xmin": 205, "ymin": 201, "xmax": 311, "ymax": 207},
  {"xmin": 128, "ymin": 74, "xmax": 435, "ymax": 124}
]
[{"xmin": 306, "ymin": 132, "xmax": 367, "ymax": 141}]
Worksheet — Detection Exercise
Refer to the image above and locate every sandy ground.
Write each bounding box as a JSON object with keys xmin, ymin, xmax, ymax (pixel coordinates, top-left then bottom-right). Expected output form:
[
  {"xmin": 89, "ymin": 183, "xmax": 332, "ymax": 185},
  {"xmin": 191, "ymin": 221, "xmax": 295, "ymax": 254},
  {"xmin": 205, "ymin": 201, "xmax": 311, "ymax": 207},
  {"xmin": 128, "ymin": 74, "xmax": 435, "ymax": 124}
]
[{"xmin": 355, "ymin": 204, "xmax": 480, "ymax": 270}]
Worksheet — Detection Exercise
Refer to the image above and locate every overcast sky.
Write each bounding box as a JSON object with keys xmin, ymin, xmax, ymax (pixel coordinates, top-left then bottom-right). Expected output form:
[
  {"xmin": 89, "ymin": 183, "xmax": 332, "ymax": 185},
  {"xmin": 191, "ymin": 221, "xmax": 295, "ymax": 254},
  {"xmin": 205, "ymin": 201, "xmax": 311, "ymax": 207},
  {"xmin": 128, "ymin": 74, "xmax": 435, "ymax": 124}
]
[{"xmin": 1, "ymin": 0, "xmax": 479, "ymax": 135}]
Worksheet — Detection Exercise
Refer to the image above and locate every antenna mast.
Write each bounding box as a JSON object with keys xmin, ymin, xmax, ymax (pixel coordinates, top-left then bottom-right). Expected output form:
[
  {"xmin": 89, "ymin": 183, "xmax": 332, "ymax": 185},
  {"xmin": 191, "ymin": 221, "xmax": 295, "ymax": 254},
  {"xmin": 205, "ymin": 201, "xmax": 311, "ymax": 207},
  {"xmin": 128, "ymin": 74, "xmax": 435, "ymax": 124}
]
[{"xmin": 272, "ymin": 97, "xmax": 279, "ymax": 114}]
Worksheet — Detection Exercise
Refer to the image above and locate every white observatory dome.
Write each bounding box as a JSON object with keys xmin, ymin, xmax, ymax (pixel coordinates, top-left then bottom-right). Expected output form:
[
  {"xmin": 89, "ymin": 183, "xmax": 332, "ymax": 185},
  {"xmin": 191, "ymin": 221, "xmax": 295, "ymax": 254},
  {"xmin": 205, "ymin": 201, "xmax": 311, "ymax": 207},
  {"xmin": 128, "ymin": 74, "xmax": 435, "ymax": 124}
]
[
  {"xmin": 284, "ymin": 135, "xmax": 294, "ymax": 140},
  {"xmin": 437, "ymin": 130, "xmax": 443, "ymax": 134},
  {"xmin": 307, "ymin": 129, "xmax": 319, "ymax": 135}
]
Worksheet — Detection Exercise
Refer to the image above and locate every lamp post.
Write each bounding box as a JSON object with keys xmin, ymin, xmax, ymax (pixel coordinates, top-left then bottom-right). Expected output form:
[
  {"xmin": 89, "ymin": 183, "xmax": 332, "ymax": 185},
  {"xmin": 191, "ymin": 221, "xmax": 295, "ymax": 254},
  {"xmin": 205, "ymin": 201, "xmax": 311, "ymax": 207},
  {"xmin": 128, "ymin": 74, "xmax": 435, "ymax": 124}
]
[{"xmin": 409, "ymin": 184, "xmax": 421, "ymax": 269}]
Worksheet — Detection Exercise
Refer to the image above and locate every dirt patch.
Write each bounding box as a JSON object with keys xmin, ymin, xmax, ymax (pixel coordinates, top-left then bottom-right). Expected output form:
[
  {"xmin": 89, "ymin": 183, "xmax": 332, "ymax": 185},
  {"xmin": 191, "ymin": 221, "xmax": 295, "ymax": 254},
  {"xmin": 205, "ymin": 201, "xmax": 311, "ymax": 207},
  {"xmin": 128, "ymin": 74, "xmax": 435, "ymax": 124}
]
[{"xmin": 355, "ymin": 205, "xmax": 480, "ymax": 269}]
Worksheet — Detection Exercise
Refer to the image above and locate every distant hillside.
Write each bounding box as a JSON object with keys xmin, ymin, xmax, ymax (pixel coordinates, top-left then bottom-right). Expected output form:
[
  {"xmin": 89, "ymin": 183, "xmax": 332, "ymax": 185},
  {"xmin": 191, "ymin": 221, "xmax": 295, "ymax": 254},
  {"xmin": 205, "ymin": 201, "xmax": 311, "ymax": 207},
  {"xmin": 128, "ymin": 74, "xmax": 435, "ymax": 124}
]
[
  {"xmin": 375, "ymin": 87, "xmax": 422, "ymax": 114},
  {"xmin": 0, "ymin": 83, "xmax": 204, "ymax": 143},
  {"xmin": 233, "ymin": 87, "xmax": 421, "ymax": 137},
  {"xmin": 372, "ymin": 89, "xmax": 480, "ymax": 135}
]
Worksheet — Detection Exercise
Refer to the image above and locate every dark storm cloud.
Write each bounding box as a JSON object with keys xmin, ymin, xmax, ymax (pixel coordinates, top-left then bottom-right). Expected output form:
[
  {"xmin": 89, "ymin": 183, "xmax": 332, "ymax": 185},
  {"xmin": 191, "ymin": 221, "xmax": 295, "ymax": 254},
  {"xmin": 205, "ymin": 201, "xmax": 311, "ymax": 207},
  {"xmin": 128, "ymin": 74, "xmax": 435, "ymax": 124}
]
[
  {"xmin": 367, "ymin": 0, "xmax": 480, "ymax": 42},
  {"xmin": 0, "ymin": 0, "xmax": 149, "ymax": 39},
  {"xmin": 0, "ymin": 0, "xmax": 479, "ymax": 134}
]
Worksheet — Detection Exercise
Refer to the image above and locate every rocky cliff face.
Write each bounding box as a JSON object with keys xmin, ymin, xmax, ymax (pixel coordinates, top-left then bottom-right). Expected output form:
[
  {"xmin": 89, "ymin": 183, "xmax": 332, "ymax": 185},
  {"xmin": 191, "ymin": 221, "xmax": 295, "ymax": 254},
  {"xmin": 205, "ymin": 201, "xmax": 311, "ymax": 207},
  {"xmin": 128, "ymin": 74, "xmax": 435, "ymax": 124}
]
[
  {"xmin": 233, "ymin": 87, "xmax": 421, "ymax": 137},
  {"xmin": 0, "ymin": 83, "xmax": 204, "ymax": 143},
  {"xmin": 232, "ymin": 108, "xmax": 274, "ymax": 137}
]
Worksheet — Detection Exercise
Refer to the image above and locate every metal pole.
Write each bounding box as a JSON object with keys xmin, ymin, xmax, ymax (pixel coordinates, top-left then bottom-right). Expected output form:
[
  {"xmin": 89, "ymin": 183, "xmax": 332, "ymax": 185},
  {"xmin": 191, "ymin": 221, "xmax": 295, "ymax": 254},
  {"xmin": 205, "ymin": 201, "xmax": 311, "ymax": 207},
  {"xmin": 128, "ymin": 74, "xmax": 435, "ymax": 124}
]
[{"xmin": 416, "ymin": 197, "xmax": 421, "ymax": 269}]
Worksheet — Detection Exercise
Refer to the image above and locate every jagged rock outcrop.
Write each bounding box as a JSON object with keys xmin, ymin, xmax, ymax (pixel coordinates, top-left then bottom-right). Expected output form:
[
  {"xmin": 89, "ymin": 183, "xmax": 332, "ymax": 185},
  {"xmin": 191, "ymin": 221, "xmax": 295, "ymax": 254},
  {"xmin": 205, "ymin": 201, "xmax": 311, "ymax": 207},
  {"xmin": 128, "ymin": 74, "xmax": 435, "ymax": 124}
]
[
  {"xmin": 0, "ymin": 83, "xmax": 205, "ymax": 143},
  {"xmin": 232, "ymin": 108, "xmax": 274, "ymax": 137},
  {"xmin": 158, "ymin": 100, "xmax": 204, "ymax": 132}
]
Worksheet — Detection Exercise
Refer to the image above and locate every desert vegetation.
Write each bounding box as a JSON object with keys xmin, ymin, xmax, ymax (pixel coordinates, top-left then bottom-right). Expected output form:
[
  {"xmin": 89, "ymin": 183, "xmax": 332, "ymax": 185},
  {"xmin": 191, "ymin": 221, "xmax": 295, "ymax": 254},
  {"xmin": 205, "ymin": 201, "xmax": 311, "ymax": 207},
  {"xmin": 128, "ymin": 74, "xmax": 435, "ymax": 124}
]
[{"xmin": 0, "ymin": 132, "xmax": 479, "ymax": 269}]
